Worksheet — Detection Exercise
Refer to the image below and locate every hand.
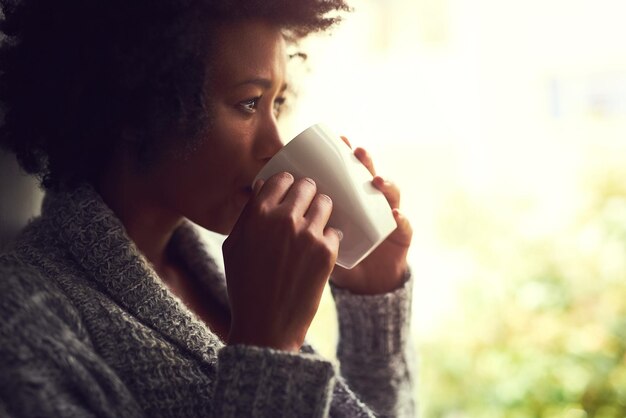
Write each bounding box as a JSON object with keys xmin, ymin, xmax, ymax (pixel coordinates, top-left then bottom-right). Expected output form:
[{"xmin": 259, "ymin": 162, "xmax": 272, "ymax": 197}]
[
  {"xmin": 330, "ymin": 137, "xmax": 413, "ymax": 295},
  {"xmin": 223, "ymin": 172, "xmax": 341, "ymax": 352}
]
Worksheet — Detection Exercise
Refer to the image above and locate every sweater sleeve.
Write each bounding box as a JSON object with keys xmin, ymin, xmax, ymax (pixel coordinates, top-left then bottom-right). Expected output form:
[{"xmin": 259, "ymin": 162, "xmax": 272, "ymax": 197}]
[
  {"xmin": 0, "ymin": 263, "xmax": 145, "ymax": 418},
  {"xmin": 212, "ymin": 345, "xmax": 336, "ymax": 417},
  {"xmin": 331, "ymin": 271, "xmax": 416, "ymax": 418}
]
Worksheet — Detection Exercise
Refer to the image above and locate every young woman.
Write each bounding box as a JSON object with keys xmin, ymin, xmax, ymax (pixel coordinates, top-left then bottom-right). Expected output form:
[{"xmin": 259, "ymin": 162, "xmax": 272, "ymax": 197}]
[{"xmin": 0, "ymin": 0, "xmax": 415, "ymax": 416}]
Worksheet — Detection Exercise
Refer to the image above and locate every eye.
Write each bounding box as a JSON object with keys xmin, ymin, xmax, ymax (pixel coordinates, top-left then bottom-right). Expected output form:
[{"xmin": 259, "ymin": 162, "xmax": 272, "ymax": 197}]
[
  {"xmin": 238, "ymin": 97, "xmax": 260, "ymax": 114},
  {"xmin": 273, "ymin": 97, "xmax": 286, "ymax": 118}
]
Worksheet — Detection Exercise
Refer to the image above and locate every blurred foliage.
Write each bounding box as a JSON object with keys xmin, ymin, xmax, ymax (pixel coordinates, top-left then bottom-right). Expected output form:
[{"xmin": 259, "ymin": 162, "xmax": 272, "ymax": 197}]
[{"xmin": 419, "ymin": 166, "xmax": 626, "ymax": 418}]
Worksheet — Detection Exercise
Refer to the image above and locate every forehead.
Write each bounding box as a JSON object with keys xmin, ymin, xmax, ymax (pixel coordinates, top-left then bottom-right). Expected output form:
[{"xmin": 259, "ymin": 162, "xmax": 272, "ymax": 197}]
[{"xmin": 209, "ymin": 20, "xmax": 287, "ymax": 86}]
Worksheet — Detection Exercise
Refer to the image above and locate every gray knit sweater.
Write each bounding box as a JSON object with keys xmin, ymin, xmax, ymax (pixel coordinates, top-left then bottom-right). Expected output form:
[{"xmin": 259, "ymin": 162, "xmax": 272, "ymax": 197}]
[{"xmin": 0, "ymin": 184, "xmax": 415, "ymax": 417}]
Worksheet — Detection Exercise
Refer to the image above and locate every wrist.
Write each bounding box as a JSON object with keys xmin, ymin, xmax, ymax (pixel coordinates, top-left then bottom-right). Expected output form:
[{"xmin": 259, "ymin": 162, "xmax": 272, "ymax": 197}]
[
  {"xmin": 332, "ymin": 263, "xmax": 409, "ymax": 295},
  {"xmin": 332, "ymin": 271, "xmax": 413, "ymax": 356},
  {"xmin": 227, "ymin": 327, "xmax": 302, "ymax": 353}
]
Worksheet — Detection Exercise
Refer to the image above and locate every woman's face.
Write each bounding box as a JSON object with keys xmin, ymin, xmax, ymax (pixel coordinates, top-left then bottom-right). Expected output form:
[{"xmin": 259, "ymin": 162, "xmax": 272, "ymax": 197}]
[{"xmin": 143, "ymin": 20, "xmax": 288, "ymax": 234}]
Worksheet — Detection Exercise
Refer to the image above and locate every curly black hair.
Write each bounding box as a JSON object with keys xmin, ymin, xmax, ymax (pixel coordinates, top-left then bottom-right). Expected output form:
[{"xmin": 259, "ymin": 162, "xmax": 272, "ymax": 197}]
[{"xmin": 0, "ymin": 0, "xmax": 350, "ymax": 190}]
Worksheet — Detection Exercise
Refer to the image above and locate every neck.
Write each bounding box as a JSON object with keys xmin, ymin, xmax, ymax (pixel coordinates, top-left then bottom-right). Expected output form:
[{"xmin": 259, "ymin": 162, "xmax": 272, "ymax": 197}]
[{"xmin": 96, "ymin": 154, "xmax": 183, "ymax": 275}]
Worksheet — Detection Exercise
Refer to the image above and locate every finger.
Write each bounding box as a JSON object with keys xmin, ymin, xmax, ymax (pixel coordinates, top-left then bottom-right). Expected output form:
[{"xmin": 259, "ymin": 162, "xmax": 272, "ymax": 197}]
[
  {"xmin": 389, "ymin": 208, "xmax": 413, "ymax": 247},
  {"xmin": 331, "ymin": 228, "xmax": 344, "ymax": 242},
  {"xmin": 373, "ymin": 176, "xmax": 401, "ymax": 209},
  {"xmin": 256, "ymin": 172, "xmax": 295, "ymax": 205},
  {"xmin": 281, "ymin": 177, "xmax": 318, "ymax": 216},
  {"xmin": 323, "ymin": 226, "xmax": 342, "ymax": 256},
  {"xmin": 305, "ymin": 193, "xmax": 333, "ymax": 231},
  {"xmin": 340, "ymin": 135, "xmax": 352, "ymax": 149},
  {"xmin": 354, "ymin": 147, "xmax": 376, "ymax": 177}
]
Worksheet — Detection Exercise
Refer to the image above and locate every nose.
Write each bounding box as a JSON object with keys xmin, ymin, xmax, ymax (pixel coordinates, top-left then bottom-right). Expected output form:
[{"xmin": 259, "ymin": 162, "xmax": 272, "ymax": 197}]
[{"xmin": 253, "ymin": 115, "xmax": 284, "ymax": 163}]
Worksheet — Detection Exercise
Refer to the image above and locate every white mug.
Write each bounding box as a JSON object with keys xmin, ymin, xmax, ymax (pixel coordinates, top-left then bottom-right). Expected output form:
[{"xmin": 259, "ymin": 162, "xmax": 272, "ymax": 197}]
[{"xmin": 253, "ymin": 124, "xmax": 397, "ymax": 269}]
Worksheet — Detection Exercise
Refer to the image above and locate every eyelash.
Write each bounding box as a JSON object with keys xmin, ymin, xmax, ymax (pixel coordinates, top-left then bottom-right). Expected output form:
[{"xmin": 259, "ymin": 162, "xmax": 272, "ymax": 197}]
[
  {"xmin": 239, "ymin": 98, "xmax": 259, "ymax": 113},
  {"xmin": 238, "ymin": 96, "xmax": 286, "ymax": 117}
]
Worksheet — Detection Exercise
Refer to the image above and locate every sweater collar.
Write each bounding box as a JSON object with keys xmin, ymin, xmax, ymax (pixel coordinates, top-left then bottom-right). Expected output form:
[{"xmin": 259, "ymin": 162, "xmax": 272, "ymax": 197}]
[{"xmin": 41, "ymin": 183, "xmax": 227, "ymax": 363}]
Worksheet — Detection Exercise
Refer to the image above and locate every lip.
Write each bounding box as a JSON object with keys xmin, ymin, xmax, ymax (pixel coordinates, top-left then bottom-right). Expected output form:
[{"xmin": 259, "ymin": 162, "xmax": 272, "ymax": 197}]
[
  {"xmin": 235, "ymin": 187, "xmax": 253, "ymax": 206},
  {"xmin": 239, "ymin": 177, "xmax": 256, "ymax": 196}
]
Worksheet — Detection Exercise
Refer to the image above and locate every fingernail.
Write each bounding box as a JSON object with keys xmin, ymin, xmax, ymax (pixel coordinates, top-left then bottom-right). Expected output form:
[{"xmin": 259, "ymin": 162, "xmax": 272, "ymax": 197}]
[{"xmin": 335, "ymin": 229, "xmax": 344, "ymax": 241}]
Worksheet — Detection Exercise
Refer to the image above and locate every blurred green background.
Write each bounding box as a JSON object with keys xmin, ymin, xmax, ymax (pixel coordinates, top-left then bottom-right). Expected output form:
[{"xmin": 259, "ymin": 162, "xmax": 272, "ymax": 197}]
[{"xmin": 417, "ymin": 163, "xmax": 626, "ymax": 418}]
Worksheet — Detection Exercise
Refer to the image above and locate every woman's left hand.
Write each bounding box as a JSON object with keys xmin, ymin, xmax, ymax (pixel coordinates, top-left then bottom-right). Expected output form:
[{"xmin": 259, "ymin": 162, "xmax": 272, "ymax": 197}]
[{"xmin": 330, "ymin": 137, "xmax": 413, "ymax": 295}]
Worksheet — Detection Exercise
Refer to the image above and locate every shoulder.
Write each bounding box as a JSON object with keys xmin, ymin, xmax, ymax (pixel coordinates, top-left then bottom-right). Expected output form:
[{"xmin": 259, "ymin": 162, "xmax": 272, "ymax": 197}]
[
  {"xmin": 0, "ymin": 254, "xmax": 143, "ymax": 417},
  {"xmin": 0, "ymin": 252, "xmax": 85, "ymax": 341}
]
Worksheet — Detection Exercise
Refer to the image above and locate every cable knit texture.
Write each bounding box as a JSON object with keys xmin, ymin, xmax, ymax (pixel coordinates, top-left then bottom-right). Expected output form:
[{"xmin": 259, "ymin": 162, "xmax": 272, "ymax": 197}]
[
  {"xmin": 331, "ymin": 274, "xmax": 416, "ymax": 418},
  {"xmin": 0, "ymin": 184, "xmax": 415, "ymax": 417}
]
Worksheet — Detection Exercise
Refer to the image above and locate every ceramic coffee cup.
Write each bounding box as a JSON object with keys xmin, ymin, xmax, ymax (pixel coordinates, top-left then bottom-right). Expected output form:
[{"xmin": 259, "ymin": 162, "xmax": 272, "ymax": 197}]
[{"xmin": 253, "ymin": 124, "xmax": 397, "ymax": 269}]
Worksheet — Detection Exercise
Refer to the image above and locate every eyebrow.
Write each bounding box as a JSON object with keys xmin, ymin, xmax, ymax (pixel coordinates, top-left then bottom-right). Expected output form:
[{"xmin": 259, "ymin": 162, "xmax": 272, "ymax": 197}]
[{"xmin": 233, "ymin": 78, "xmax": 288, "ymax": 92}]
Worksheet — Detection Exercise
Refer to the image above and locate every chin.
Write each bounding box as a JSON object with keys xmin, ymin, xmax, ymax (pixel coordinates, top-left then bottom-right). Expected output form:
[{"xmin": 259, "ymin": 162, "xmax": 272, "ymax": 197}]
[
  {"xmin": 193, "ymin": 212, "xmax": 238, "ymax": 236},
  {"xmin": 194, "ymin": 219, "xmax": 231, "ymax": 236},
  {"xmin": 209, "ymin": 224, "xmax": 233, "ymax": 236},
  {"xmin": 190, "ymin": 198, "xmax": 246, "ymax": 236}
]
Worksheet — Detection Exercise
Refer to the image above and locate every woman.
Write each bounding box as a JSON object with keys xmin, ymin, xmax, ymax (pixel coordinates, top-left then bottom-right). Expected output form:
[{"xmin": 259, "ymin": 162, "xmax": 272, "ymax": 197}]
[{"xmin": 0, "ymin": 0, "xmax": 415, "ymax": 417}]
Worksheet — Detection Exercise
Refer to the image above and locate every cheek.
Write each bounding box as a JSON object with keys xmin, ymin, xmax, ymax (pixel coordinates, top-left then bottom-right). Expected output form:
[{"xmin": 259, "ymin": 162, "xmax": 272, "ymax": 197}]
[
  {"xmin": 177, "ymin": 130, "xmax": 249, "ymax": 197},
  {"xmin": 204, "ymin": 113, "xmax": 255, "ymax": 174},
  {"xmin": 166, "ymin": 105, "xmax": 254, "ymax": 200}
]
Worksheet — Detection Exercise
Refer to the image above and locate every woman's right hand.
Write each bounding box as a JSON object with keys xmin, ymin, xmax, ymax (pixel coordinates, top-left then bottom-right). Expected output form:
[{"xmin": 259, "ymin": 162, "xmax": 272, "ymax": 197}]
[{"xmin": 222, "ymin": 172, "xmax": 340, "ymax": 352}]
